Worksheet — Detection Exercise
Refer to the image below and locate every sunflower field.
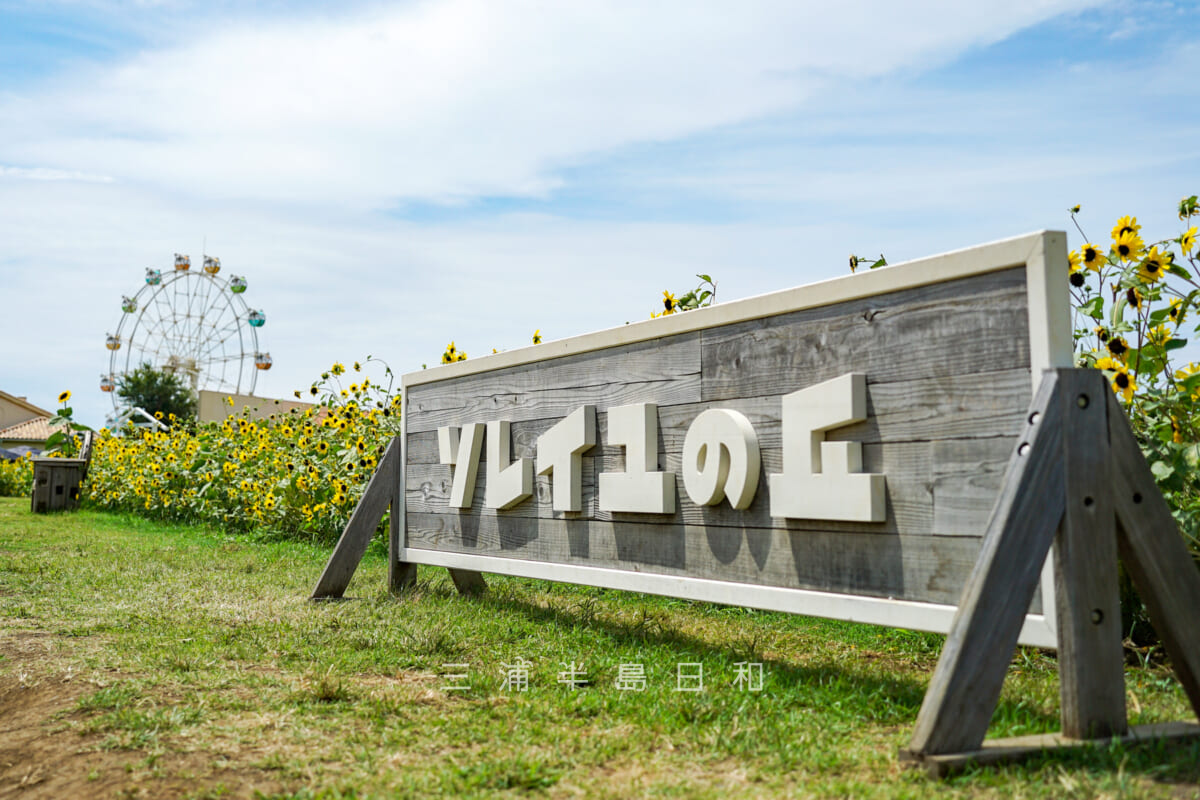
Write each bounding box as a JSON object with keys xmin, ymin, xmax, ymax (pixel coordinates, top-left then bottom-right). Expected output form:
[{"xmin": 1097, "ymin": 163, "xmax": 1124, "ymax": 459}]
[
  {"xmin": 83, "ymin": 360, "xmax": 401, "ymax": 545},
  {"xmin": 0, "ymin": 454, "xmax": 33, "ymax": 498}
]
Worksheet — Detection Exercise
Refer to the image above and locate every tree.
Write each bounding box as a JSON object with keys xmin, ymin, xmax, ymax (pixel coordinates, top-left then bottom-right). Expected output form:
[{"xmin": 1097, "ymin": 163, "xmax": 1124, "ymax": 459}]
[{"xmin": 116, "ymin": 363, "xmax": 197, "ymax": 422}]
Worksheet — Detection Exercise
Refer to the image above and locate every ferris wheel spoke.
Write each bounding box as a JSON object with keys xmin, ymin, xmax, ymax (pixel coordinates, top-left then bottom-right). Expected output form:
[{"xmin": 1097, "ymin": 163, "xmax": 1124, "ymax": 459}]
[
  {"xmin": 194, "ymin": 272, "xmax": 225, "ymax": 342},
  {"xmin": 194, "ymin": 316, "xmax": 246, "ymax": 360},
  {"xmin": 193, "ymin": 332, "xmax": 239, "ymax": 368},
  {"xmin": 191, "ymin": 316, "xmax": 238, "ymax": 363}
]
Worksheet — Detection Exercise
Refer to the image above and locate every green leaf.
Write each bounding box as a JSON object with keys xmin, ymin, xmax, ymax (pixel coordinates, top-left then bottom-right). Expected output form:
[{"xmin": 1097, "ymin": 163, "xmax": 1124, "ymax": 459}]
[
  {"xmin": 1151, "ymin": 460, "xmax": 1175, "ymax": 481},
  {"xmin": 1184, "ymin": 444, "xmax": 1200, "ymax": 470},
  {"xmin": 1180, "ymin": 371, "xmax": 1200, "ymax": 394},
  {"xmin": 695, "ymin": 274, "xmax": 713, "ymax": 284},
  {"xmin": 1111, "ymin": 295, "xmax": 1128, "ymax": 327},
  {"xmin": 1165, "ymin": 338, "xmax": 1188, "ymax": 352},
  {"xmin": 1167, "ymin": 262, "xmax": 1193, "ymax": 280},
  {"xmin": 1081, "ymin": 296, "xmax": 1105, "ymax": 320},
  {"xmin": 868, "ymin": 257, "xmax": 887, "ymax": 270}
]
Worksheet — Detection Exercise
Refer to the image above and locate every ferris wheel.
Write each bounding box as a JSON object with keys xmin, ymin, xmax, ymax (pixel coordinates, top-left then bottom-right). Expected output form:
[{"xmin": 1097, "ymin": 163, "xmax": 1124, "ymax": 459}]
[{"xmin": 101, "ymin": 253, "xmax": 272, "ymax": 407}]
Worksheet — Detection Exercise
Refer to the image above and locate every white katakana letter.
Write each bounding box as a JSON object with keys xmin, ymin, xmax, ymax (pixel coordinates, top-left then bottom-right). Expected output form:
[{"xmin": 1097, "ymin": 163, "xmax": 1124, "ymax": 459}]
[{"xmin": 768, "ymin": 373, "xmax": 886, "ymax": 522}]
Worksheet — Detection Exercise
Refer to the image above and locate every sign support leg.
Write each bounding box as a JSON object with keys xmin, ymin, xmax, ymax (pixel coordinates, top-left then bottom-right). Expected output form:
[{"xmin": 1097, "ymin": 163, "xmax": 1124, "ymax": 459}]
[
  {"xmin": 311, "ymin": 437, "xmax": 401, "ymax": 599},
  {"xmin": 903, "ymin": 369, "xmax": 1200, "ymax": 774}
]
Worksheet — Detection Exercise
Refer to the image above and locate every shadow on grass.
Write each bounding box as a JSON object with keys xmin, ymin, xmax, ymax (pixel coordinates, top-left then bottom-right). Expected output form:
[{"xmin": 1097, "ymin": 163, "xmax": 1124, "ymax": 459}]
[
  {"xmin": 950, "ymin": 734, "xmax": 1200, "ymax": 787},
  {"xmin": 391, "ymin": 574, "xmax": 1063, "ymax": 734}
]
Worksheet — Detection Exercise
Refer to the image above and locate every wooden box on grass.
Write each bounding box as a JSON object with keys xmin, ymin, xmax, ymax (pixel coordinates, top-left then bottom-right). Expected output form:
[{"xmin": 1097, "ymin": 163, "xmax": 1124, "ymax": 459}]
[{"xmin": 31, "ymin": 458, "xmax": 88, "ymax": 513}]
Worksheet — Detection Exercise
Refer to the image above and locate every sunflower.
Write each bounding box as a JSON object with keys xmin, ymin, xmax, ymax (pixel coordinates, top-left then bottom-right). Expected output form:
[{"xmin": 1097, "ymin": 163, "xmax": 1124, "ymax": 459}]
[
  {"xmin": 316, "ymin": 441, "xmax": 329, "ymax": 455},
  {"xmin": 1068, "ymin": 250, "xmax": 1081, "ymax": 273},
  {"xmin": 1095, "ymin": 357, "xmax": 1136, "ymax": 402},
  {"xmin": 1112, "ymin": 229, "xmax": 1144, "ymax": 261},
  {"xmin": 1168, "ymin": 297, "xmax": 1187, "ymax": 326},
  {"xmin": 353, "ymin": 361, "xmax": 361, "ymax": 372},
  {"xmin": 1138, "ymin": 246, "xmax": 1166, "ymax": 283},
  {"xmin": 331, "ymin": 362, "xmax": 346, "ymax": 376},
  {"xmin": 532, "ymin": 329, "xmax": 543, "ymax": 344},
  {"xmin": 1111, "ymin": 215, "xmax": 1141, "ymax": 240},
  {"xmin": 1147, "ymin": 325, "xmax": 1170, "ymax": 348},
  {"xmin": 57, "ymin": 390, "xmax": 71, "ymax": 404},
  {"xmin": 662, "ymin": 291, "xmax": 677, "ymax": 315},
  {"xmin": 1127, "ymin": 287, "xmax": 1144, "ymax": 310},
  {"xmin": 1069, "ymin": 270, "xmax": 1085, "ymax": 288},
  {"xmin": 1110, "ymin": 366, "xmax": 1135, "ymax": 402},
  {"xmin": 1107, "ymin": 335, "xmax": 1129, "ymax": 360},
  {"xmin": 1179, "ymin": 368, "xmax": 1200, "ymax": 402},
  {"xmin": 1093, "ymin": 325, "xmax": 1110, "ymax": 343},
  {"xmin": 1081, "ymin": 243, "xmax": 1104, "ymax": 272},
  {"xmin": 1182, "ymin": 226, "xmax": 1197, "ymax": 255}
]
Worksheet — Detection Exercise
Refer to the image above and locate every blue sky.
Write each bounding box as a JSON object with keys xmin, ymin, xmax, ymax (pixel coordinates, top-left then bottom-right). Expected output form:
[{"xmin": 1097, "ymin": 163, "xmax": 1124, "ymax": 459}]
[{"xmin": 1, "ymin": 0, "xmax": 1198, "ymax": 428}]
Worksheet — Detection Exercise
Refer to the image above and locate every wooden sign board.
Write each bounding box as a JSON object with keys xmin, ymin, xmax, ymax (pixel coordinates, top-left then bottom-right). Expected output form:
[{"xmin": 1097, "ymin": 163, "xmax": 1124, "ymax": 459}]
[{"xmin": 397, "ymin": 231, "xmax": 1071, "ymax": 647}]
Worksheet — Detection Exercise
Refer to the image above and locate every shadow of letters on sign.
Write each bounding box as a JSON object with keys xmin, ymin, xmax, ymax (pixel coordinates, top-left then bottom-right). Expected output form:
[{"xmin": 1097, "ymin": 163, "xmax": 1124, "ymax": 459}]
[{"xmin": 439, "ymin": 373, "xmax": 885, "ymax": 523}]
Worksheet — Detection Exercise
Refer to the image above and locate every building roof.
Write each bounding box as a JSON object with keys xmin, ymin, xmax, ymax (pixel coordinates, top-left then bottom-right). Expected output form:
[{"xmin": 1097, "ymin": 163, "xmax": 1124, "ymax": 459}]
[
  {"xmin": 0, "ymin": 416, "xmax": 65, "ymax": 443},
  {"xmin": 0, "ymin": 390, "xmax": 53, "ymax": 420}
]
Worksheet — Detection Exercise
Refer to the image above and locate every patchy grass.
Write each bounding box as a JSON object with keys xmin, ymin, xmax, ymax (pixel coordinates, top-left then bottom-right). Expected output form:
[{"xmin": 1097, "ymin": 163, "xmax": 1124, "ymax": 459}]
[{"xmin": 0, "ymin": 497, "xmax": 1196, "ymax": 798}]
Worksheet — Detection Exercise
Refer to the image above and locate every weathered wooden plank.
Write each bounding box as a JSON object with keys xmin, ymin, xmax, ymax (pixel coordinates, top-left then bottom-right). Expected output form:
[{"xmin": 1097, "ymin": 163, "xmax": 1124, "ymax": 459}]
[
  {"xmin": 930, "ymin": 437, "xmax": 1011, "ymax": 534},
  {"xmin": 701, "ymin": 269, "xmax": 1030, "ymax": 402},
  {"xmin": 901, "ymin": 721, "xmax": 1200, "ymax": 778},
  {"xmin": 405, "ymin": 441, "xmax": 932, "ymax": 529},
  {"xmin": 406, "ymin": 368, "xmax": 1031, "ymax": 465},
  {"xmin": 405, "ymin": 512, "xmax": 983, "ymax": 605},
  {"xmin": 408, "ymin": 399, "xmax": 1028, "ymax": 539},
  {"xmin": 311, "ymin": 438, "xmax": 400, "ymax": 600},
  {"xmin": 1054, "ymin": 369, "xmax": 1125, "ymax": 739},
  {"xmin": 390, "ymin": 442, "xmax": 416, "ymax": 593},
  {"xmin": 405, "ymin": 334, "xmax": 701, "ymax": 432},
  {"xmin": 1107, "ymin": 390, "xmax": 1200, "ymax": 717},
  {"xmin": 908, "ymin": 370, "xmax": 1065, "ymax": 755}
]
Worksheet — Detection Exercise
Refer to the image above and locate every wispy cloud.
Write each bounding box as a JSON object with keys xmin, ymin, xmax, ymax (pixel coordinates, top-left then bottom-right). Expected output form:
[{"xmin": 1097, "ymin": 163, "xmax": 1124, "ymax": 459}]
[
  {"xmin": 2, "ymin": 0, "xmax": 1102, "ymax": 210},
  {"xmin": 0, "ymin": 164, "xmax": 113, "ymax": 181}
]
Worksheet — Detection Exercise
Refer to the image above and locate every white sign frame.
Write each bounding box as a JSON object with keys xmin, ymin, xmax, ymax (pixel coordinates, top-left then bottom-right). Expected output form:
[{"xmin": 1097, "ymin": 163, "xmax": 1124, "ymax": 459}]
[{"xmin": 398, "ymin": 230, "xmax": 1071, "ymax": 647}]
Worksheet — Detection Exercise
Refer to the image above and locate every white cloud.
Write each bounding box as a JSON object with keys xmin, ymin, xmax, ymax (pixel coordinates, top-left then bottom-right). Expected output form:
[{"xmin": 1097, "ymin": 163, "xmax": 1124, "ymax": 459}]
[
  {"xmin": 2, "ymin": 0, "xmax": 1101, "ymax": 209},
  {"xmin": 0, "ymin": 165, "xmax": 113, "ymax": 182}
]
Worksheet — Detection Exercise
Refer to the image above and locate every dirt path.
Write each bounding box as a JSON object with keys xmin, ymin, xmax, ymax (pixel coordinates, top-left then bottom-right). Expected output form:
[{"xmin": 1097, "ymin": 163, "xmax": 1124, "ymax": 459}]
[{"xmin": 0, "ymin": 630, "xmax": 288, "ymax": 800}]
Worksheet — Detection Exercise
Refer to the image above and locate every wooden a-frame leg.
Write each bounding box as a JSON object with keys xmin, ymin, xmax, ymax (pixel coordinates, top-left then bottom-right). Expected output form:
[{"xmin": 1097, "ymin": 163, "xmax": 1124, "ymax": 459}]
[
  {"xmin": 1054, "ymin": 370, "xmax": 1126, "ymax": 739},
  {"xmin": 449, "ymin": 569, "xmax": 487, "ymax": 596},
  {"xmin": 313, "ymin": 437, "xmax": 402, "ymax": 600},
  {"xmin": 1107, "ymin": 390, "xmax": 1200, "ymax": 716},
  {"xmin": 389, "ymin": 465, "xmax": 417, "ymax": 592},
  {"xmin": 908, "ymin": 371, "xmax": 1067, "ymax": 755}
]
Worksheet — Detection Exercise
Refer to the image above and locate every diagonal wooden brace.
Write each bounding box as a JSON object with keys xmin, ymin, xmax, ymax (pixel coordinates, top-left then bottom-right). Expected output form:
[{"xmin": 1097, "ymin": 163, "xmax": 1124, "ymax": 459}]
[
  {"xmin": 1106, "ymin": 390, "xmax": 1200, "ymax": 716},
  {"xmin": 311, "ymin": 437, "xmax": 402, "ymax": 599}
]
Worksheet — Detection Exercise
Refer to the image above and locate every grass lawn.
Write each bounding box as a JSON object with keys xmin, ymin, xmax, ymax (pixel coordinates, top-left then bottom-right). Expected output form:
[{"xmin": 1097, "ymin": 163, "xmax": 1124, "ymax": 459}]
[{"xmin": 0, "ymin": 497, "xmax": 1196, "ymax": 798}]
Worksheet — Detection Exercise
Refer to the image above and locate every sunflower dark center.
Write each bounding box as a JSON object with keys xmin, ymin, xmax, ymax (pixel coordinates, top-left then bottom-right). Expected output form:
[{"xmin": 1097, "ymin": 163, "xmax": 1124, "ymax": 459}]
[{"xmin": 1115, "ymin": 373, "xmax": 1130, "ymax": 388}]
